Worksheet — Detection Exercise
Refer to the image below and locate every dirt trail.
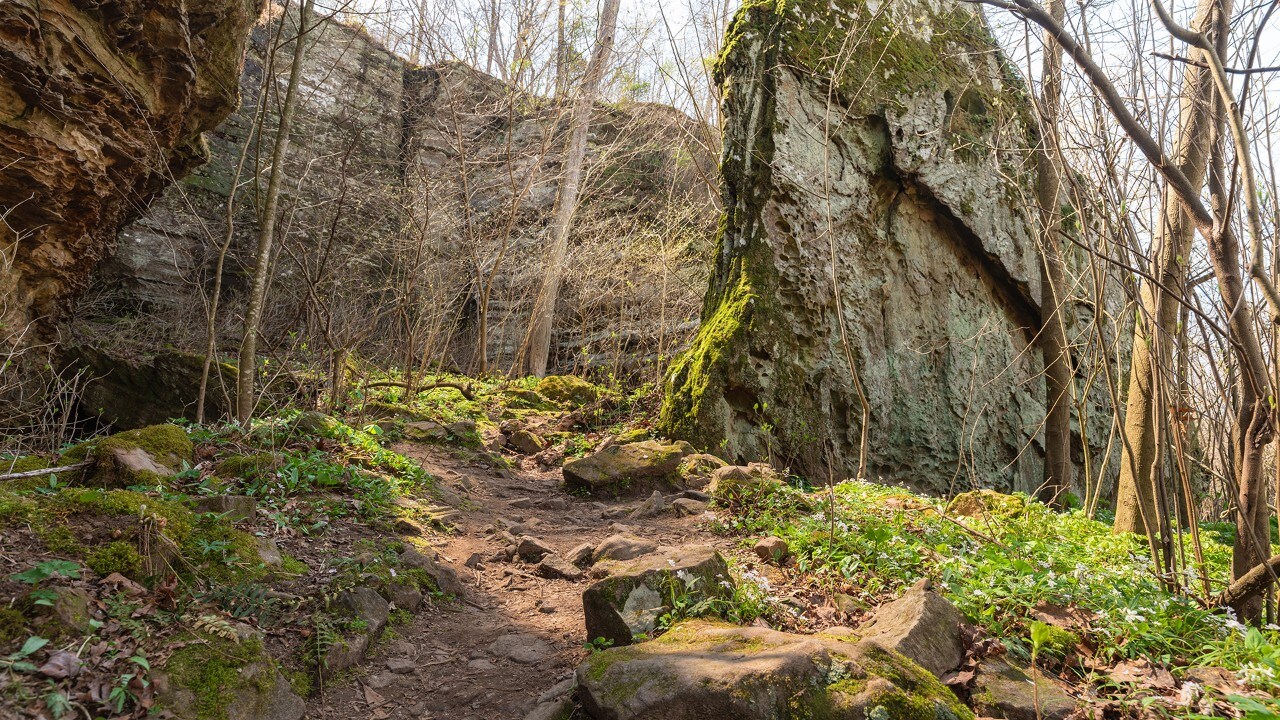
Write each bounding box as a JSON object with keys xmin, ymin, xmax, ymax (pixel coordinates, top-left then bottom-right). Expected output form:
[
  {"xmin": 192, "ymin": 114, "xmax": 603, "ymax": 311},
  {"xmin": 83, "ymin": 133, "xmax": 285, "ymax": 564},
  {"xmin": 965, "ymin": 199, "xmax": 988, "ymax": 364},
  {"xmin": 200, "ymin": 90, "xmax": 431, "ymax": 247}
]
[{"xmin": 305, "ymin": 442, "xmax": 733, "ymax": 720}]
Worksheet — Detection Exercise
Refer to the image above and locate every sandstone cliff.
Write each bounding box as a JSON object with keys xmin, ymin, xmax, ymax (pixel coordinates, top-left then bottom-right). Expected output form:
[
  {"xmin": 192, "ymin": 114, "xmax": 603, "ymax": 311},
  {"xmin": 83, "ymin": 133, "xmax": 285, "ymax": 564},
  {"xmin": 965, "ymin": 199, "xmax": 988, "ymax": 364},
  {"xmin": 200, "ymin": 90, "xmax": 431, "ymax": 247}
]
[
  {"xmin": 0, "ymin": 0, "xmax": 263, "ymax": 339},
  {"xmin": 660, "ymin": 0, "xmax": 1117, "ymax": 493},
  {"xmin": 88, "ymin": 9, "xmax": 717, "ymax": 378}
]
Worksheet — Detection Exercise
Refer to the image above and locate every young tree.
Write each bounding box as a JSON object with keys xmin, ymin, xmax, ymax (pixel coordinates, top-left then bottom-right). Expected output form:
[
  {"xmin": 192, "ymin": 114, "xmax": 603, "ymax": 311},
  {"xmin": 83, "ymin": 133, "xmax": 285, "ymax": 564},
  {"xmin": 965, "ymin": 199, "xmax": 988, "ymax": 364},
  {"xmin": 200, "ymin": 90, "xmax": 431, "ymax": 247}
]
[
  {"xmin": 237, "ymin": 0, "xmax": 316, "ymax": 422},
  {"xmin": 522, "ymin": 0, "xmax": 622, "ymax": 377}
]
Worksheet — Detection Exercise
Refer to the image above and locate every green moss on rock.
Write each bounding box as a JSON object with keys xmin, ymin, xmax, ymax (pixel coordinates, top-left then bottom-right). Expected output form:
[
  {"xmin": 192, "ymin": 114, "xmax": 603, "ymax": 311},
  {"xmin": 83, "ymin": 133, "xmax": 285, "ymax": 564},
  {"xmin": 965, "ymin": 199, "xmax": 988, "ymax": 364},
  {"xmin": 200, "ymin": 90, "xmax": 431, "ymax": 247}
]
[{"xmin": 536, "ymin": 375, "xmax": 601, "ymax": 406}]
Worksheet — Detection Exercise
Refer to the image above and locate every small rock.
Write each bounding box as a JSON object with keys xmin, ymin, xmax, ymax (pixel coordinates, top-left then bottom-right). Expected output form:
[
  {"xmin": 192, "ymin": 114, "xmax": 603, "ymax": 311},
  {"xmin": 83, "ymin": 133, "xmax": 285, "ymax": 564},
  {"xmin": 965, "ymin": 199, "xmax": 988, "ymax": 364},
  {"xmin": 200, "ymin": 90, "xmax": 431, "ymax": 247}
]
[
  {"xmin": 754, "ymin": 536, "xmax": 789, "ymax": 564},
  {"xmin": 386, "ymin": 657, "xmax": 416, "ymax": 674},
  {"xmin": 517, "ymin": 536, "xmax": 555, "ymax": 563},
  {"xmin": 627, "ymin": 490, "xmax": 669, "ymax": 519},
  {"xmin": 858, "ymin": 585, "xmax": 967, "ymax": 678},
  {"xmin": 195, "ymin": 495, "xmax": 257, "ymax": 522},
  {"xmin": 103, "ymin": 446, "xmax": 173, "ymax": 486},
  {"xmin": 465, "ymin": 552, "xmax": 485, "ymax": 568},
  {"xmin": 468, "ymin": 657, "xmax": 498, "ymax": 671},
  {"xmin": 583, "ymin": 546, "xmax": 732, "ymax": 646},
  {"xmin": 537, "ymin": 554, "xmax": 584, "ymax": 581},
  {"xmin": 562, "ymin": 439, "xmax": 696, "ymax": 497},
  {"xmin": 671, "ymin": 497, "xmax": 708, "ymax": 516},
  {"xmin": 537, "ymin": 676, "xmax": 576, "ymax": 703},
  {"xmin": 972, "ymin": 657, "xmax": 1076, "ymax": 720},
  {"xmin": 487, "ymin": 633, "xmax": 553, "ymax": 664},
  {"xmin": 256, "ymin": 537, "xmax": 283, "ymax": 567},
  {"xmin": 364, "ymin": 671, "xmax": 396, "ymax": 689},
  {"xmin": 395, "ymin": 517, "xmax": 427, "ymax": 536},
  {"xmin": 447, "ymin": 419, "xmax": 477, "ymax": 436},
  {"xmin": 677, "ymin": 453, "xmax": 728, "ymax": 489},
  {"xmin": 508, "ymin": 430, "xmax": 546, "ymax": 455},
  {"xmin": 567, "ymin": 542, "xmax": 595, "ymax": 568},
  {"xmin": 44, "ymin": 587, "xmax": 95, "ymax": 635},
  {"xmin": 404, "ymin": 421, "xmax": 448, "ymax": 442},
  {"xmin": 593, "ymin": 534, "xmax": 657, "ymax": 563},
  {"xmin": 381, "ymin": 579, "xmax": 423, "ymax": 610},
  {"xmin": 319, "ymin": 634, "xmax": 369, "ymax": 678},
  {"xmin": 525, "ymin": 698, "xmax": 574, "ymax": 720},
  {"xmin": 399, "ymin": 547, "xmax": 467, "ymax": 598},
  {"xmin": 337, "ymin": 587, "xmax": 390, "ymax": 637}
]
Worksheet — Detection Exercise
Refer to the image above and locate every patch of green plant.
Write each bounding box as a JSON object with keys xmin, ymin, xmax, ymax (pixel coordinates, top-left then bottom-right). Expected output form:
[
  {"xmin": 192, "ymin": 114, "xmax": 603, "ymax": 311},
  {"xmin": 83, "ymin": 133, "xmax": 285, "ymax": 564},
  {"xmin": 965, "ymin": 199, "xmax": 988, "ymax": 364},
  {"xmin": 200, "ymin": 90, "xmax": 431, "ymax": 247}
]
[
  {"xmin": 719, "ymin": 479, "xmax": 1280, "ymax": 692},
  {"xmin": 86, "ymin": 541, "xmax": 143, "ymax": 578}
]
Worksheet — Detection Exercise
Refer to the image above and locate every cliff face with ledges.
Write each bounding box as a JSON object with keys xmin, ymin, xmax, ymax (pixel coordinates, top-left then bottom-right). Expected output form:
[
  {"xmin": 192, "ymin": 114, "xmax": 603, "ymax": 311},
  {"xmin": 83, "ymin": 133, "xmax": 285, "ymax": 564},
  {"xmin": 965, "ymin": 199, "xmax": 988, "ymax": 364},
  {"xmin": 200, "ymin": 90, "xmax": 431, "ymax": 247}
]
[
  {"xmin": 661, "ymin": 0, "xmax": 1119, "ymax": 494},
  {"xmin": 0, "ymin": 0, "xmax": 263, "ymax": 339}
]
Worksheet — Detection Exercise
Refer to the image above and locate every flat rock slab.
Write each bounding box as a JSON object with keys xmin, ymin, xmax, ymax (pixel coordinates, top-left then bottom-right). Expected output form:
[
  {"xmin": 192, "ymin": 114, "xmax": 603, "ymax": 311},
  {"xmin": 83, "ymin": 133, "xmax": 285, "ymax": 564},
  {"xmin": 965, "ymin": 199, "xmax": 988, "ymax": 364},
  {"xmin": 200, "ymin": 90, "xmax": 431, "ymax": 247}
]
[
  {"xmin": 577, "ymin": 620, "xmax": 973, "ymax": 720},
  {"xmin": 487, "ymin": 633, "xmax": 555, "ymax": 665}
]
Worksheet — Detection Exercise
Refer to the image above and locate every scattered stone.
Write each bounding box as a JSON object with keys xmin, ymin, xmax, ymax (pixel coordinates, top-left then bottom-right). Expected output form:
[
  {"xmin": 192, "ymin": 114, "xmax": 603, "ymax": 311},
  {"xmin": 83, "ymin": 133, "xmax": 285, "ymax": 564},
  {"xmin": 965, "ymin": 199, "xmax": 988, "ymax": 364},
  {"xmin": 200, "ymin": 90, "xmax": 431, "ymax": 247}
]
[
  {"xmin": 195, "ymin": 495, "xmax": 257, "ymax": 523},
  {"xmin": 948, "ymin": 489, "xmax": 1027, "ymax": 519},
  {"xmin": 394, "ymin": 517, "xmax": 427, "ymax": 536},
  {"xmin": 399, "ymin": 547, "xmax": 467, "ymax": 598},
  {"xmin": 381, "ymin": 579, "xmax": 423, "ymax": 611},
  {"xmin": 592, "ymin": 534, "xmax": 658, "ymax": 563},
  {"xmin": 753, "ymin": 536, "xmax": 789, "ymax": 564},
  {"xmin": 509, "ymin": 430, "xmax": 546, "ymax": 455},
  {"xmin": 583, "ymin": 546, "xmax": 732, "ymax": 646},
  {"xmin": 468, "ymin": 658, "xmax": 498, "ymax": 671},
  {"xmin": 858, "ymin": 584, "xmax": 967, "ymax": 678},
  {"xmin": 465, "ymin": 552, "xmax": 485, "ymax": 569},
  {"xmin": 577, "ymin": 620, "xmax": 973, "ymax": 720},
  {"xmin": 537, "ymin": 676, "xmax": 576, "ymax": 703},
  {"xmin": 256, "ymin": 537, "xmax": 283, "ymax": 567},
  {"xmin": 101, "ymin": 446, "xmax": 172, "ymax": 487},
  {"xmin": 567, "ymin": 542, "xmax": 595, "ymax": 568},
  {"xmin": 517, "ymin": 536, "xmax": 556, "ymax": 563},
  {"xmin": 677, "ymin": 453, "xmax": 728, "ymax": 489},
  {"xmin": 447, "ymin": 419, "xmax": 477, "ymax": 436},
  {"xmin": 562, "ymin": 439, "xmax": 695, "ymax": 497},
  {"xmin": 487, "ymin": 633, "xmax": 554, "ymax": 664},
  {"xmin": 404, "ymin": 421, "xmax": 448, "ymax": 442},
  {"xmin": 972, "ymin": 657, "xmax": 1076, "ymax": 720},
  {"xmin": 525, "ymin": 698, "xmax": 573, "ymax": 720},
  {"xmin": 364, "ymin": 671, "xmax": 396, "ymax": 689},
  {"xmin": 386, "ymin": 657, "xmax": 417, "ymax": 674},
  {"xmin": 509, "ymin": 497, "xmax": 537, "ymax": 509},
  {"xmin": 41, "ymin": 587, "xmax": 95, "ymax": 635},
  {"xmin": 627, "ymin": 490, "xmax": 669, "ymax": 519},
  {"xmin": 537, "ymin": 554, "xmax": 584, "ymax": 581},
  {"xmin": 337, "ymin": 587, "xmax": 390, "ymax": 637},
  {"xmin": 319, "ymin": 634, "xmax": 370, "ymax": 678},
  {"xmin": 671, "ymin": 497, "xmax": 708, "ymax": 516}
]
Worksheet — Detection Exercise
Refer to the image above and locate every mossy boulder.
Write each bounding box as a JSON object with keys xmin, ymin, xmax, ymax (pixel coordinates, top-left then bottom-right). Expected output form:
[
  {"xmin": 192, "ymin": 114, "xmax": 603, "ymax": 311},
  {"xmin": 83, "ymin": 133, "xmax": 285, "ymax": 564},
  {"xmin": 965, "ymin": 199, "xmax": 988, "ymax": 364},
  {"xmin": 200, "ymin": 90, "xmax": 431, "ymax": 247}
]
[
  {"xmin": 563, "ymin": 439, "xmax": 696, "ymax": 498},
  {"xmin": 537, "ymin": 375, "xmax": 601, "ymax": 406},
  {"xmin": 947, "ymin": 489, "xmax": 1027, "ymax": 519},
  {"xmin": 708, "ymin": 463, "xmax": 793, "ymax": 510},
  {"xmin": 158, "ymin": 636, "xmax": 305, "ymax": 720},
  {"xmin": 87, "ymin": 540, "xmax": 144, "ymax": 578},
  {"xmin": 214, "ymin": 452, "xmax": 283, "ymax": 481},
  {"xmin": 291, "ymin": 411, "xmax": 342, "ymax": 438},
  {"xmin": 1, "ymin": 456, "xmax": 54, "ymax": 491},
  {"xmin": 971, "ymin": 657, "xmax": 1075, "ymax": 720},
  {"xmin": 70, "ymin": 424, "xmax": 194, "ymax": 487},
  {"xmin": 577, "ymin": 620, "xmax": 974, "ymax": 720},
  {"xmin": 63, "ymin": 346, "xmax": 236, "ymax": 429},
  {"xmin": 583, "ymin": 545, "xmax": 731, "ymax": 646}
]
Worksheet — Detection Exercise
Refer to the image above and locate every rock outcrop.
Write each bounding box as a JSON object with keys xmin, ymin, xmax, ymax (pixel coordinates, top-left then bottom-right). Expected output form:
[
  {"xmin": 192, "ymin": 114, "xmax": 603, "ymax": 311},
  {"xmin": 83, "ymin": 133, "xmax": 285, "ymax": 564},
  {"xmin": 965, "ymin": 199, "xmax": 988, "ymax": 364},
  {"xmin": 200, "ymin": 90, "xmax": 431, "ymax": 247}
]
[
  {"xmin": 659, "ymin": 0, "xmax": 1117, "ymax": 494},
  {"xmin": 84, "ymin": 9, "xmax": 717, "ymax": 377},
  {"xmin": 0, "ymin": 0, "xmax": 263, "ymax": 336},
  {"xmin": 577, "ymin": 620, "xmax": 974, "ymax": 720}
]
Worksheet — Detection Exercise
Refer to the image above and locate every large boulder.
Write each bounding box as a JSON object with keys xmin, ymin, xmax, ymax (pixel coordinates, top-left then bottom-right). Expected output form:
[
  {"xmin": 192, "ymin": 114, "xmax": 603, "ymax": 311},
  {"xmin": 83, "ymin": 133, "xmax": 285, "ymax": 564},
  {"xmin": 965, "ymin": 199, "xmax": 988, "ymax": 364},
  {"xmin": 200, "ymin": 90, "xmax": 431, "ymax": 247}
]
[
  {"xmin": 0, "ymin": 0, "xmax": 263, "ymax": 335},
  {"xmin": 858, "ymin": 585, "xmax": 968, "ymax": 678},
  {"xmin": 577, "ymin": 620, "xmax": 973, "ymax": 720},
  {"xmin": 563, "ymin": 440, "xmax": 695, "ymax": 497},
  {"xmin": 657, "ymin": 0, "xmax": 1118, "ymax": 494},
  {"xmin": 971, "ymin": 657, "xmax": 1076, "ymax": 720},
  {"xmin": 536, "ymin": 375, "xmax": 600, "ymax": 406},
  {"xmin": 582, "ymin": 546, "xmax": 731, "ymax": 646}
]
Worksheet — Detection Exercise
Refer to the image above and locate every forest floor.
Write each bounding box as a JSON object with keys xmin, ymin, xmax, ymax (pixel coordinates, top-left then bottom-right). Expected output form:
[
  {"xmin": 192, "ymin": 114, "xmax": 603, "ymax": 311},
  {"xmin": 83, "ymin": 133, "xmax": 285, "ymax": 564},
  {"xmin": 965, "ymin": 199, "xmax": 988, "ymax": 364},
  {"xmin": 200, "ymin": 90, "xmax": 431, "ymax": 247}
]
[{"xmin": 305, "ymin": 439, "xmax": 745, "ymax": 720}]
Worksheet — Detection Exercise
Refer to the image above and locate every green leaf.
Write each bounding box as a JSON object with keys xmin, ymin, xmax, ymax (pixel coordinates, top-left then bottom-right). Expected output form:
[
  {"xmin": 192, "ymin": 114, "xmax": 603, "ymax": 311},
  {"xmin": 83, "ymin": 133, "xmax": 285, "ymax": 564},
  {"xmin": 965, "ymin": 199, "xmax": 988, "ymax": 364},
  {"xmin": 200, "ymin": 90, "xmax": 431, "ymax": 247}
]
[{"xmin": 18, "ymin": 635, "xmax": 49, "ymax": 658}]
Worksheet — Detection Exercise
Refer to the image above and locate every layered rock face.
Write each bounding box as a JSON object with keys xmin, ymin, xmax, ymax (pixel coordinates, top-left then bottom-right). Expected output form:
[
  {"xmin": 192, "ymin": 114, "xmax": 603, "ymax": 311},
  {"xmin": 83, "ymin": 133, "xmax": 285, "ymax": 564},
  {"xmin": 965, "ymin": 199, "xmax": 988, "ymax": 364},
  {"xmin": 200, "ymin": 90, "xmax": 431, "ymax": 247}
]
[
  {"xmin": 0, "ymin": 0, "xmax": 263, "ymax": 338},
  {"xmin": 93, "ymin": 10, "xmax": 716, "ymax": 374},
  {"xmin": 661, "ymin": 0, "xmax": 1066, "ymax": 493}
]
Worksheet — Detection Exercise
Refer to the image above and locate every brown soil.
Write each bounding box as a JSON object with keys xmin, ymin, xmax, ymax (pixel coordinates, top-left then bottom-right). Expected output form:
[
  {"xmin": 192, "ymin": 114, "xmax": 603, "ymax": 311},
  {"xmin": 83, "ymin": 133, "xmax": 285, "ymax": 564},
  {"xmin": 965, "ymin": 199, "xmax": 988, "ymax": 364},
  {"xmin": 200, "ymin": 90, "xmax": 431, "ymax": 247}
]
[{"xmin": 304, "ymin": 442, "xmax": 742, "ymax": 720}]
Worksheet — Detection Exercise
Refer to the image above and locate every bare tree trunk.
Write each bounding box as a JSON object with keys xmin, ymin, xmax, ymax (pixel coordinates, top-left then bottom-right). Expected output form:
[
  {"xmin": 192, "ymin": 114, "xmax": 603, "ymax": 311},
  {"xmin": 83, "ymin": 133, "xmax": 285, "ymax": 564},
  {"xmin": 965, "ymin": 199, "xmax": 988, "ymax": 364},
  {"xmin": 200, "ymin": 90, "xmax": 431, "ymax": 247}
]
[
  {"xmin": 236, "ymin": 0, "xmax": 314, "ymax": 423},
  {"xmin": 1035, "ymin": 0, "xmax": 1072, "ymax": 506},
  {"xmin": 555, "ymin": 0, "xmax": 568, "ymax": 100},
  {"xmin": 1113, "ymin": 0, "xmax": 1224, "ymax": 537},
  {"xmin": 523, "ymin": 0, "xmax": 621, "ymax": 377}
]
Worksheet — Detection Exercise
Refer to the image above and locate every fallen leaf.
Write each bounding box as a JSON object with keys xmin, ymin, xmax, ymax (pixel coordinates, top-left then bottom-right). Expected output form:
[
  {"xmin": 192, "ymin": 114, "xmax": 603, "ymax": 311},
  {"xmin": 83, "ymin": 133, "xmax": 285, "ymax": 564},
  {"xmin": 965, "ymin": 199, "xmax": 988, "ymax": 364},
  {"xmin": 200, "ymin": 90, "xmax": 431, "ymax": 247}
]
[
  {"xmin": 38, "ymin": 650, "xmax": 82, "ymax": 679},
  {"xmin": 101, "ymin": 573, "xmax": 146, "ymax": 596},
  {"xmin": 362, "ymin": 684, "xmax": 386, "ymax": 707}
]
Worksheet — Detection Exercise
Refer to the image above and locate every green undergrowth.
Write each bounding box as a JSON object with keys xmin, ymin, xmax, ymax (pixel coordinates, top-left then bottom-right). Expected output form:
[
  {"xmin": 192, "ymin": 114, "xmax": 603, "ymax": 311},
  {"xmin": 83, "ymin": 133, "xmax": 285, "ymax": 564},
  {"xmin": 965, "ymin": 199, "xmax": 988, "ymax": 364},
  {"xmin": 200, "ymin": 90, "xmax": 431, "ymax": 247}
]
[{"xmin": 717, "ymin": 480, "xmax": 1280, "ymax": 696}]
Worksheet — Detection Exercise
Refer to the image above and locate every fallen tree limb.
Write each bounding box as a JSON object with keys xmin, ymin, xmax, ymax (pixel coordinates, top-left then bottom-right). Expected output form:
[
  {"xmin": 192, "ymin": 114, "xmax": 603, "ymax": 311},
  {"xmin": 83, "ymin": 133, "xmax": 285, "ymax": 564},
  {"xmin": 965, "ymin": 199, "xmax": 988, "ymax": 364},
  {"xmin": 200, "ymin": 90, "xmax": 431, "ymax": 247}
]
[
  {"xmin": 1212, "ymin": 554, "xmax": 1280, "ymax": 609},
  {"xmin": 362, "ymin": 381, "xmax": 475, "ymax": 401},
  {"xmin": 0, "ymin": 459, "xmax": 92, "ymax": 482}
]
